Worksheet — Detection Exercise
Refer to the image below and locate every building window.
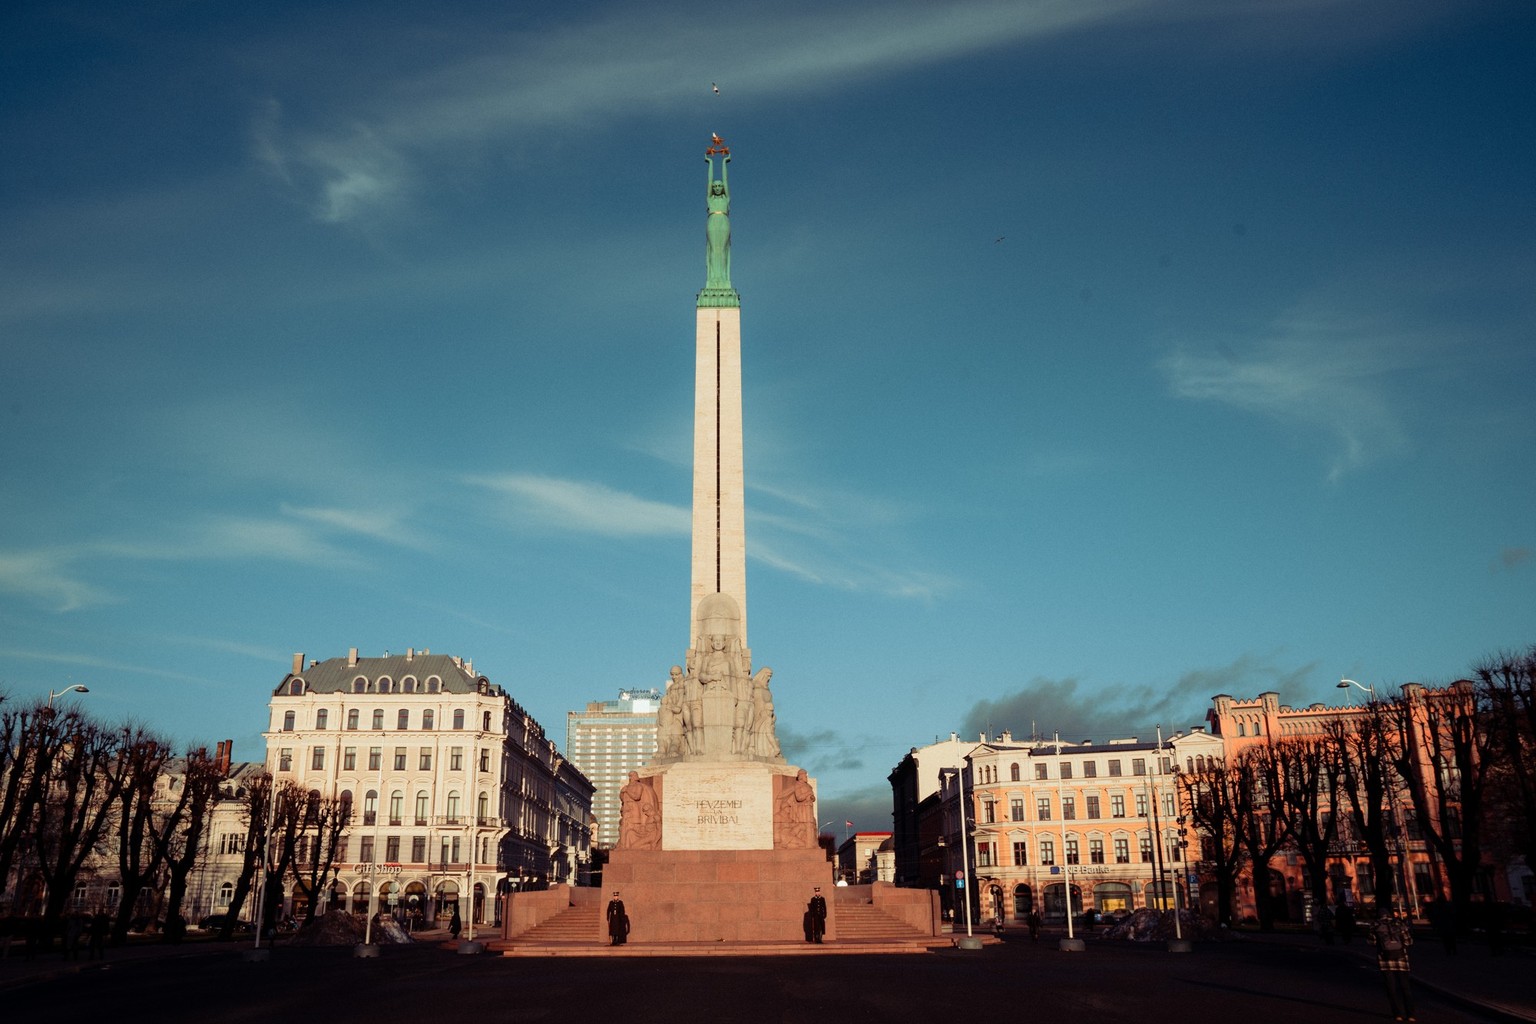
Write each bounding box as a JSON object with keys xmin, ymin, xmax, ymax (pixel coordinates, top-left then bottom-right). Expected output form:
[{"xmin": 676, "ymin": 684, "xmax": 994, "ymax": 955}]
[
  {"xmin": 1036, "ymin": 797, "xmax": 1051, "ymax": 821},
  {"xmin": 1111, "ymin": 795, "xmax": 1126, "ymax": 818},
  {"xmin": 282, "ymin": 711, "xmax": 295, "ymax": 732},
  {"xmin": 1132, "ymin": 758, "xmax": 1146, "ymax": 776},
  {"xmin": 1089, "ymin": 839, "xmax": 1105, "ymax": 864},
  {"xmin": 394, "ymin": 747, "xmax": 407, "ymax": 771},
  {"xmin": 353, "ymin": 679, "xmax": 365, "ymax": 693},
  {"xmin": 278, "ymin": 748, "xmax": 292, "ymax": 772},
  {"xmin": 482, "ymin": 711, "xmax": 492, "ymax": 731},
  {"xmin": 477, "ymin": 792, "xmax": 489, "ymax": 823},
  {"xmin": 1163, "ymin": 793, "xmax": 1175, "ymax": 817},
  {"xmin": 343, "ymin": 747, "xmax": 356, "ymax": 771},
  {"xmin": 372, "ymin": 709, "xmax": 384, "ymax": 730},
  {"xmin": 1010, "ymin": 798, "xmax": 1025, "ymax": 821},
  {"xmin": 397, "ymin": 709, "xmax": 410, "ymax": 731},
  {"xmin": 385, "ymin": 837, "xmax": 400, "ymax": 862},
  {"xmin": 1062, "ymin": 797, "xmax": 1076, "ymax": 820},
  {"xmin": 1012, "ymin": 841, "xmax": 1028, "ymax": 866},
  {"xmin": 1135, "ymin": 793, "xmax": 1148, "ymax": 817},
  {"xmin": 1035, "ymin": 764, "xmax": 1048, "ymax": 781},
  {"xmin": 423, "ymin": 709, "xmax": 435, "ymax": 730},
  {"xmin": 1114, "ymin": 838, "xmax": 1130, "ymax": 863},
  {"xmin": 360, "ymin": 836, "xmax": 374, "ymax": 863},
  {"xmin": 347, "ymin": 709, "xmax": 359, "ymax": 731},
  {"xmin": 419, "ymin": 749, "xmax": 432, "ymax": 771},
  {"xmin": 389, "ymin": 791, "xmax": 402, "ymax": 826},
  {"xmin": 403, "ymin": 677, "xmax": 417, "ymax": 693},
  {"xmin": 1040, "ymin": 839, "xmax": 1055, "ymax": 866},
  {"xmin": 977, "ymin": 842, "xmax": 994, "ymax": 868},
  {"xmin": 311, "ymin": 747, "xmax": 325, "ymax": 771},
  {"xmin": 1086, "ymin": 796, "xmax": 1100, "ymax": 819},
  {"xmin": 450, "ymin": 747, "xmax": 463, "ymax": 771},
  {"xmin": 412, "ymin": 837, "xmax": 426, "ymax": 862},
  {"xmin": 416, "ymin": 792, "xmax": 429, "ymax": 825},
  {"xmin": 1083, "ymin": 761, "xmax": 1097, "ymax": 778},
  {"xmin": 453, "ymin": 709, "xmax": 465, "ymax": 730},
  {"xmin": 363, "ymin": 790, "xmax": 378, "ymax": 826},
  {"xmin": 1108, "ymin": 760, "xmax": 1122, "ymax": 776},
  {"xmin": 427, "ymin": 678, "xmax": 440, "ymax": 693},
  {"xmin": 335, "ymin": 837, "xmax": 348, "ymax": 862},
  {"xmin": 368, "ymin": 747, "xmax": 381, "ymax": 771},
  {"xmin": 289, "ymin": 680, "xmax": 303, "ymax": 696},
  {"xmin": 447, "ymin": 792, "xmax": 460, "ymax": 822},
  {"xmin": 316, "ymin": 709, "xmax": 328, "ymax": 730},
  {"xmin": 1065, "ymin": 839, "xmax": 1080, "ymax": 865},
  {"xmin": 1060, "ymin": 762, "xmax": 1073, "ymax": 780},
  {"xmin": 1139, "ymin": 836, "xmax": 1152, "ymax": 863},
  {"xmin": 1010, "ymin": 763, "xmax": 1020, "ymax": 782},
  {"xmin": 479, "ymin": 748, "xmax": 490, "ymax": 773},
  {"xmin": 218, "ymin": 881, "xmax": 233, "ymax": 907}
]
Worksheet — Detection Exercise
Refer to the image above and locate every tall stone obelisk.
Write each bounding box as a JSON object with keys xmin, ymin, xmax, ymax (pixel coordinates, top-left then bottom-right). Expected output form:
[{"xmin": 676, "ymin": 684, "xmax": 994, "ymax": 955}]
[{"xmin": 692, "ymin": 136, "xmax": 747, "ymax": 648}]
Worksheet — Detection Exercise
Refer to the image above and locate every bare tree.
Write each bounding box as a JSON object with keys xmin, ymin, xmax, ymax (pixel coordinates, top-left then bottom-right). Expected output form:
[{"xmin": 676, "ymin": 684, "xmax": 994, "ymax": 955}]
[
  {"xmin": 154, "ymin": 747, "xmax": 226, "ymax": 941},
  {"xmin": 1475, "ymin": 648, "xmax": 1536, "ymax": 883},
  {"xmin": 215, "ymin": 772, "xmax": 272, "ymax": 941},
  {"xmin": 1230, "ymin": 744, "xmax": 1293, "ymax": 931},
  {"xmin": 31, "ymin": 713, "xmax": 130, "ymax": 929},
  {"xmin": 0, "ymin": 698, "xmax": 65, "ymax": 915},
  {"xmin": 108, "ymin": 727, "xmax": 174, "ymax": 942},
  {"xmin": 1275, "ymin": 736, "xmax": 1344, "ymax": 916},
  {"xmin": 287, "ymin": 787, "xmax": 352, "ymax": 925},
  {"xmin": 1387, "ymin": 681, "xmax": 1491, "ymax": 916},
  {"xmin": 1326, "ymin": 704, "xmax": 1402, "ymax": 914},
  {"xmin": 1180, "ymin": 759, "xmax": 1246, "ymax": 926}
]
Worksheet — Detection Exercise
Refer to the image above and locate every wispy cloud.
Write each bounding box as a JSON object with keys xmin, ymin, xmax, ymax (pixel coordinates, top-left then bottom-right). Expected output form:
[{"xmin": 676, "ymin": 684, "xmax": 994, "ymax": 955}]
[
  {"xmin": 1496, "ymin": 547, "xmax": 1530, "ymax": 572},
  {"xmin": 0, "ymin": 550, "xmax": 113, "ymax": 612},
  {"xmin": 465, "ymin": 473, "xmax": 689, "ymax": 536},
  {"xmin": 0, "ymin": 646, "xmax": 222, "ymax": 689},
  {"xmin": 1161, "ymin": 310, "xmax": 1415, "ymax": 480},
  {"xmin": 250, "ymin": 0, "xmax": 1161, "ymax": 223}
]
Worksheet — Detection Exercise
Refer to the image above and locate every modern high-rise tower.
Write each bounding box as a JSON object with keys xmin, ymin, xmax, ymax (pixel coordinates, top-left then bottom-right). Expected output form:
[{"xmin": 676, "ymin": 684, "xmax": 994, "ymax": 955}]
[{"xmin": 691, "ymin": 137, "xmax": 747, "ymax": 648}]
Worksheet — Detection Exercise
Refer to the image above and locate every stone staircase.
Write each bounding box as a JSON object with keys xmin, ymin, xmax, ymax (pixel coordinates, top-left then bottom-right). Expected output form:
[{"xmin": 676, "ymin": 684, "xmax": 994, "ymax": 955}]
[{"xmin": 489, "ymin": 898, "xmax": 946, "ymax": 957}]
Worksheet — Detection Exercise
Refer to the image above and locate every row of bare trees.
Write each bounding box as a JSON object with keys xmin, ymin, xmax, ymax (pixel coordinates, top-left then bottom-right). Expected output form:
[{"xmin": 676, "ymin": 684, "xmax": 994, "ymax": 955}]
[
  {"xmin": 0, "ymin": 693, "xmax": 352, "ymax": 944},
  {"xmin": 1180, "ymin": 647, "xmax": 1536, "ymax": 929}
]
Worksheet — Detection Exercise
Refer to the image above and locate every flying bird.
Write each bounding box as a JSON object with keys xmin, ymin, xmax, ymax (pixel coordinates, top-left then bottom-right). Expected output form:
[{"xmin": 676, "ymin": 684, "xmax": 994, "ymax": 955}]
[
  {"xmin": 712, "ymin": 82, "xmax": 721, "ymax": 94},
  {"xmin": 994, "ymin": 236, "xmax": 1006, "ymax": 244}
]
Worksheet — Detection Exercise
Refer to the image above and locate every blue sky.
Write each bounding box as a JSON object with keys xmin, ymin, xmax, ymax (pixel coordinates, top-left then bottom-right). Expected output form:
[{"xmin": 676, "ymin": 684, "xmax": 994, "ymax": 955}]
[{"xmin": 3, "ymin": 0, "xmax": 1533, "ymax": 832}]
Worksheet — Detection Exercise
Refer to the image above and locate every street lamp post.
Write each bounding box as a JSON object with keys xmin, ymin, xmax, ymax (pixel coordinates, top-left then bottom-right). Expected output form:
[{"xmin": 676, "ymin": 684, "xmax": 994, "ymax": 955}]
[
  {"xmin": 47, "ymin": 684, "xmax": 89, "ymax": 708},
  {"xmin": 1055, "ymin": 733, "xmax": 1083, "ymax": 952},
  {"xmin": 942, "ymin": 769, "xmax": 978, "ymax": 947}
]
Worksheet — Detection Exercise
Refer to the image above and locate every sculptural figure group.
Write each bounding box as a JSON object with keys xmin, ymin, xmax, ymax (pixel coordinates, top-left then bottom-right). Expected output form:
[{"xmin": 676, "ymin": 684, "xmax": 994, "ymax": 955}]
[{"xmin": 656, "ymin": 632, "xmax": 781, "ymax": 761}]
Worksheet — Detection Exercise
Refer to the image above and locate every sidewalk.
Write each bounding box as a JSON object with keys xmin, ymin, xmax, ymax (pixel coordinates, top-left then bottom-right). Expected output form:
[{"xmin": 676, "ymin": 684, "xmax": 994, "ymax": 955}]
[{"xmin": 1240, "ymin": 928, "xmax": 1536, "ymax": 1024}]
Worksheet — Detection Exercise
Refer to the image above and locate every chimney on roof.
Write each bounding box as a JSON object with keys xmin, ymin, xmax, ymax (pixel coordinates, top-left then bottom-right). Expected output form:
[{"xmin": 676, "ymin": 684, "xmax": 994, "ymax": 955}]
[
  {"xmin": 407, "ymin": 648, "xmax": 414, "ymax": 661},
  {"xmin": 292, "ymin": 652, "xmax": 304, "ymax": 674},
  {"xmin": 1000, "ymin": 730, "xmax": 1012, "ymax": 743},
  {"xmin": 348, "ymin": 647, "xmax": 359, "ymax": 667}
]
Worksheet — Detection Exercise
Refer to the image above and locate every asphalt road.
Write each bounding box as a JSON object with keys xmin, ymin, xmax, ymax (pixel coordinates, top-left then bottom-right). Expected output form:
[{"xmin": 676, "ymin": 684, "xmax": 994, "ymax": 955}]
[{"xmin": 7, "ymin": 937, "xmax": 1494, "ymax": 1024}]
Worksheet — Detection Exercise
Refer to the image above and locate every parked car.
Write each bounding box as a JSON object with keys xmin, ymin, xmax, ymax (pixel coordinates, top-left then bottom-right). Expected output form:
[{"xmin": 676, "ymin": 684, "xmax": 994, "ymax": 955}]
[{"xmin": 198, "ymin": 914, "xmax": 254, "ymax": 933}]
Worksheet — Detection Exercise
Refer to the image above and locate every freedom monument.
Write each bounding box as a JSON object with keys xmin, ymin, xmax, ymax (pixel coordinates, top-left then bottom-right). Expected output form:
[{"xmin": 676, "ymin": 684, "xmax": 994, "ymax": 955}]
[{"xmin": 500, "ymin": 140, "xmax": 938, "ymax": 948}]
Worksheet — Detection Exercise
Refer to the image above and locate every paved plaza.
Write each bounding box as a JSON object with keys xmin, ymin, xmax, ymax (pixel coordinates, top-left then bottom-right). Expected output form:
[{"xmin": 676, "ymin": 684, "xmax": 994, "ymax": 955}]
[{"xmin": 4, "ymin": 930, "xmax": 1531, "ymax": 1024}]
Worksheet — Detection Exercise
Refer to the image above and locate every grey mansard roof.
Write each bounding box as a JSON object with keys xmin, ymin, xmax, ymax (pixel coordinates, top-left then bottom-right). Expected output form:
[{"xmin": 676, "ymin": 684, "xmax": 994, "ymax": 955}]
[{"xmin": 274, "ymin": 650, "xmax": 504, "ymax": 697}]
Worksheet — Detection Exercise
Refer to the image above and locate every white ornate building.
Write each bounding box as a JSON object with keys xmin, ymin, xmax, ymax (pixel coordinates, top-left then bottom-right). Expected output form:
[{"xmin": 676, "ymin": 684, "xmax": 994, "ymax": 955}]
[{"xmin": 265, "ymin": 648, "xmax": 592, "ymax": 925}]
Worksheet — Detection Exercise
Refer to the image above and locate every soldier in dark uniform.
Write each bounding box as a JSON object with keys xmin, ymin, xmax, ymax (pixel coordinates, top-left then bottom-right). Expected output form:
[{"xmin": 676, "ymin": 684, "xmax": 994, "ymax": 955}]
[
  {"xmin": 807, "ymin": 888, "xmax": 827, "ymax": 944},
  {"xmin": 606, "ymin": 892, "xmax": 629, "ymax": 946}
]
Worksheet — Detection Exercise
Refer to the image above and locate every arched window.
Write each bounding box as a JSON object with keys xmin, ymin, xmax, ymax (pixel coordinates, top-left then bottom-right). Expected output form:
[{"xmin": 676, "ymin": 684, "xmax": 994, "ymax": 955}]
[
  {"xmin": 453, "ymin": 710, "xmax": 465, "ymax": 730},
  {"xmin": 1010, "ymin": 763, "xmax": 1020, "ymax": 782},
  {"xmin": 353, "ymin": 678, "xmax": 365, "ymax": 693},
  {"xmin": 389, "ymin": 791, "xmax": 403, "ymax": 826},
  {"xmin": 1236, "ymin": 721, "xmax": 1246, "ymax": 736},
  {"xmin": 415, "ymin": 792, "xmax": 429, "ymax": 825},
  {"xmin": 477, "ymin": 792, "xmax": 489, "ymax": 822},
  {"xmin": 427, "ymin": 677, "xmax": 441, "ymax": 693},
  {"xmin": 364, "ymin": 790, "xmax": 378, "ymax": 826},
  {"xmin": 282, "ymin": 710, "xmax": 295, "ymax": 732},
  {"xmin": 403, "ymin": 677, "xmax": 417, "ymax": 693},
  {"xmin": 315, "ymin": 709, "xmax": 328, "ymax": 730},
  {"xmin": 446, "ymin": 791, "xmax": 460, "ymax": 821},
  {"xmin": 218, "ymin": 881, "xmax": 234, "ymax": 907},
  {"xmin": 372, "ymin": 709, "xmax": 384, "ymax": 729},
  {"xmin": 288, "ymin": 680, "xmax": 303, "ymax": 695},
  {"xmin": 397, "ymin": 709, "xmax": 410, "ymax": 730},
  {"xmin": 306, "ymin": 789, "xmax": 321, "ymax": 824},
  {"xmin": 339, "ymin": 790, "xmax": 353, "ymax": 816},
  {"xmin": 347, "ymin": 709, "xmax": 359, "ymax": 730},
  {"xmin": 423, "ymin": 709, "xmax": 435, "ymax": 730},
  {"xmin": 379, "ymin": 678, "xmax": 393, "ymax": 694}
]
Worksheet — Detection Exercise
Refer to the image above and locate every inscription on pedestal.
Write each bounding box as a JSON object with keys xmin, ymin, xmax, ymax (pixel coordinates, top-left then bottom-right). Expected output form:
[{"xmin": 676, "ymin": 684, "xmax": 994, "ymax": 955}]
[{"xmin": 662, "ymin": 764, "xmax": 773, "ymax": 850}]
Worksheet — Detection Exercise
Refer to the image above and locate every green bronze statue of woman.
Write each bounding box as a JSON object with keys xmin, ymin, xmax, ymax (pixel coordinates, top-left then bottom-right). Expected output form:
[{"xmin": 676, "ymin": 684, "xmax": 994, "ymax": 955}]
[{"xmin": 704, "ymin": 149, "xmax": 732, "ymax": 289}]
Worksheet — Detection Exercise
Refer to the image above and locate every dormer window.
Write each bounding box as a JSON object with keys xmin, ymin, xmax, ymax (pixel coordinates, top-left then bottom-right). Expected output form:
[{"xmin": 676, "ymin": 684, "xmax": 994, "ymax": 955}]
[{"xmin": 288, "ymin": 680, "xmax": 303, "ymax": 696}]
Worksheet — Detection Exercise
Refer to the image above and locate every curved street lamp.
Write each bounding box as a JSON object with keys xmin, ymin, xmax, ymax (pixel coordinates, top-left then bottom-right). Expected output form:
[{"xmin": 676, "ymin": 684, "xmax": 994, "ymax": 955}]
[
  {"xmin": 48, "ymin": 684, "xmax": 90, "ymax": 708},
  {"xmin": 1337, "ymin": 678, "xmax": 1375, "ymax": 700}
]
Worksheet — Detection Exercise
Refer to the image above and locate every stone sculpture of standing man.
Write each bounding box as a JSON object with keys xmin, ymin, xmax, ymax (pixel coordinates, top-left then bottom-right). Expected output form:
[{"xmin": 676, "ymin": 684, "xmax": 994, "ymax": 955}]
[{"xmin": 705, "ymin": 138, "xmax": 732, "ymax": 289}]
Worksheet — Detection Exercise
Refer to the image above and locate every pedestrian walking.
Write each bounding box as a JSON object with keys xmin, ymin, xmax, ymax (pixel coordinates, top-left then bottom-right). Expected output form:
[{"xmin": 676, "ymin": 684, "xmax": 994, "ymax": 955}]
[
  {"xmin": 449, "ymin": 904, "xmax": 461, "ymax": 940},
  {"xmin": 1336, "ymin": 902, "xmax": 1356, "ymax": 943},
  {"xmin": 1026, "ymin": 909, "xmax": 1041, "ymax": 943},
  {"xmin": 1368, "ymin": 904, "xmax": 1415, "ymax": 1022},
  {"xmin": 1316, "ymin": 903, "xmax": 1334, "ymax": 946}
]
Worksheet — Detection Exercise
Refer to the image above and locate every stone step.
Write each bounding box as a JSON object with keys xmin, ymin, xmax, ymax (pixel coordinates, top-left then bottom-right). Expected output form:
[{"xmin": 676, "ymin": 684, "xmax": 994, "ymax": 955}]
[{"xmin": 490, "ymin": 939, "xmax": 943, "ymax": 957}]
